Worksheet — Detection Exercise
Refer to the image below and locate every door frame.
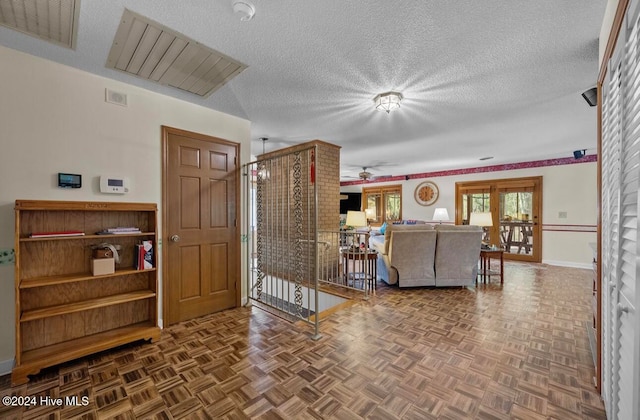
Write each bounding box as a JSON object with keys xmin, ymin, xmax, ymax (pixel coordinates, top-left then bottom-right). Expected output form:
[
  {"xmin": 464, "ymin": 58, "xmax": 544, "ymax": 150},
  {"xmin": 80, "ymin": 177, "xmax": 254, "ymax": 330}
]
[
  {"xmin": 455, "ymin": 176, "xmax": 542, "ymax": 263},
  {"xmin": 161, "ymin": 125, "xmax": 241, "ymax": 326}
]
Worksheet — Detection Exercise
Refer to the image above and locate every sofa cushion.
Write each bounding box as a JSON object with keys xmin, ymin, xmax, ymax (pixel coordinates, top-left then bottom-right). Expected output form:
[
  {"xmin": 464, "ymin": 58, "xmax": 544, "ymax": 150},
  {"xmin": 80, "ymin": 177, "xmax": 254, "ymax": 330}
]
[
  {"xmin": 389, "ymin": 229, "xmax": 437, "ymax": 287},
  {"xmin": 384, "ymin": 223, "xmax": 434, "ymax": 255},
  {"xmin": 434, "ymin": 228, "xmax": 482, "ymax": 286}
]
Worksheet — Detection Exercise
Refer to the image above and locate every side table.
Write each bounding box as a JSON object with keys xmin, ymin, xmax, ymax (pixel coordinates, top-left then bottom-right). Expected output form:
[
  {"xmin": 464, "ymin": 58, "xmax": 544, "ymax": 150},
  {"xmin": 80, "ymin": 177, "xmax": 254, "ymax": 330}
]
[
  {"xmin": 341, "ymin": 250, "xmax": 378, "ymax": 293},
  {"xmin": 479, "ymin": 249, "xmax": 504, "ymax": 284}
]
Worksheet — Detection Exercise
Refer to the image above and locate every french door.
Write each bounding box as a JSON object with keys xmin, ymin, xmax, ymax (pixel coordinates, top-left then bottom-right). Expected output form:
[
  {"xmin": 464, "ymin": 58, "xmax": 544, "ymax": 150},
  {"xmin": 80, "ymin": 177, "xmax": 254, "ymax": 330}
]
[{"xmin": 455, "ymin": 176, "xmax": 542, "ymax": 262}]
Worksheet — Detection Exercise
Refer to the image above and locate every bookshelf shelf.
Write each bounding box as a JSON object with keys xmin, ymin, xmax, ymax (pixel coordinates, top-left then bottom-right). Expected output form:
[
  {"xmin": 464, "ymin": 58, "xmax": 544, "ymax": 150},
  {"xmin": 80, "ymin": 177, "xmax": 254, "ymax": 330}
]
[{"xmin": 12, "ymin": 200, "xmax": 159, "ymax": 385}]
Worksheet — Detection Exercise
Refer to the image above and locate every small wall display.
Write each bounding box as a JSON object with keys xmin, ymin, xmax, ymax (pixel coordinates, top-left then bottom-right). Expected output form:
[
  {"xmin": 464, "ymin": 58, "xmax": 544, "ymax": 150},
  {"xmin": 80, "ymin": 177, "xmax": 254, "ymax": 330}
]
[
  {"xmin": 58, "ymin": 173, "xmax": 82, "ymax": 189},
  {"xmin": 415, "ymin": 180, "xmax": 439, "ymax": 206}
]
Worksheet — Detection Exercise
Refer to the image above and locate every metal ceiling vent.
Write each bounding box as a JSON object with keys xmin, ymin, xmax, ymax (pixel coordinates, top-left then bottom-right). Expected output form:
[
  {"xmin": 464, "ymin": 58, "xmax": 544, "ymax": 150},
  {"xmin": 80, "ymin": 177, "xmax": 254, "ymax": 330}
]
[
  {"xmin": 106, "ymin": 9, "xmax": 247, "ymax": 98},
  {"xmin": 0, "ymin": 0, "xmax": 81, "ymax": 49}
]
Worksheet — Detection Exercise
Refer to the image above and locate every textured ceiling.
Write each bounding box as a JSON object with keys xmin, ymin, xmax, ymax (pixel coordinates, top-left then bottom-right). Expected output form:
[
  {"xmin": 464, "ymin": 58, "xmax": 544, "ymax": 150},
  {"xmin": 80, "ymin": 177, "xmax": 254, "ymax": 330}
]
[{"xmin": 0, "ymin": 0, "xmax": 607, "ymax": 180}]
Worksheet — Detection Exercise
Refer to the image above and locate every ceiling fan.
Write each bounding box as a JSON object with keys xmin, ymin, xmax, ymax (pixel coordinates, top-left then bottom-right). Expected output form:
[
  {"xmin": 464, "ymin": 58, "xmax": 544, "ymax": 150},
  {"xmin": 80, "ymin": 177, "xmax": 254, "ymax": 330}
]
[
  {"xmin": 358, "ymin": 167, "xmax": 376, "ymax": 180},
  {"xmin": 343, "ymin": 166, "xmax": 392, "ymax": 181}
]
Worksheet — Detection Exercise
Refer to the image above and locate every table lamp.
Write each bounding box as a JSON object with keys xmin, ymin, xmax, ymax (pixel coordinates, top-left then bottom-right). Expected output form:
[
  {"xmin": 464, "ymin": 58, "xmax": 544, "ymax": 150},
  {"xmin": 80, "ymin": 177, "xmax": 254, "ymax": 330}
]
[
  {"xmin": 432, "ymin": 208, "xmax": 449, "ymax": 224},
  {"xmin": 470, "ymin": 212, "xmax": 493, "ymax": 248},
  {"xmin": 365, "ymin": 208, "xmax": 376, "ymax": 227},
  {"xmin": 345, "ymin": 210, "xmax": 368, "ymax": 249},
  {"xmin": 345, "ymin": 210, "xmax": 367, "ymax": 229}
]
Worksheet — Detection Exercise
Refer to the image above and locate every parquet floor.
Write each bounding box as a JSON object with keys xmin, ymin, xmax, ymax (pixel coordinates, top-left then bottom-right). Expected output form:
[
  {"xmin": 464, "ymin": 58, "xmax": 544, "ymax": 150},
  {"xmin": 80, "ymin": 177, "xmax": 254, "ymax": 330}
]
[{"xmin": 0, "ymin": 262, "xmax": 606, "ymax": 419}]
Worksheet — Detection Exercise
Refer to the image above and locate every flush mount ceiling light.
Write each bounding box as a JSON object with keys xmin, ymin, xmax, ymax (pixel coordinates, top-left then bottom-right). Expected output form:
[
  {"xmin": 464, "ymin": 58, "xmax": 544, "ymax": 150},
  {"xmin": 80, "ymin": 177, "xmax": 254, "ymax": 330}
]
[{"xmin": 374, "ymin": 91, "xmax": 403, "ymax": 113}]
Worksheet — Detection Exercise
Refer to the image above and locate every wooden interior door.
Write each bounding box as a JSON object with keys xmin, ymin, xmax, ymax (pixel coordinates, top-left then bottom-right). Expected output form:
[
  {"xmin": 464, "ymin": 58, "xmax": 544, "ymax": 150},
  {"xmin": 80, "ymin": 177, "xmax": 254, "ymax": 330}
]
[{"xmin": 162, "ymin": 126, "xmax": 240, "ymax": 325}]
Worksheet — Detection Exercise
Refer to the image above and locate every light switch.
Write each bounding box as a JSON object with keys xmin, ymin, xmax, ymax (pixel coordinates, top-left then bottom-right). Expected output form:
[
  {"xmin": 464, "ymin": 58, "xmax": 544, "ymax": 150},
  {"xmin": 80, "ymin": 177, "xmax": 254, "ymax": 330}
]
[{"xmin": 558, "ymin": 211, "xmax": 567, "ymax": 219}]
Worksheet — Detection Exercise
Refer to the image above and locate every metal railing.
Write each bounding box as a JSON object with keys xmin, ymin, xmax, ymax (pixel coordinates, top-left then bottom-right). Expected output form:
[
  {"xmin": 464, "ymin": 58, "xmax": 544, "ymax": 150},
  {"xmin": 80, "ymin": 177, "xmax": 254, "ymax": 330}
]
[
  {"xmin": 243, "ymin": 145, "xmax": 376, "ymax": 339},
  {"xmin": 243, "ymin": 145, "xmax": 322, "ymax": 339}
]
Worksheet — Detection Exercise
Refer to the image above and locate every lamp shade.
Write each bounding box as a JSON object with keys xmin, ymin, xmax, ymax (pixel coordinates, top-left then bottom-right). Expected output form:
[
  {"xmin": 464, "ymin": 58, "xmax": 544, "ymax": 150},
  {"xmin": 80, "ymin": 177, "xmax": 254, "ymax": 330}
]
[
  {"xmin": 365, "ymin": 208, "xmax": 376, "ymax": 220},
  {"xmin": 469, "ymin": 212, "xmax": 493, "ymax": 227},
  {"xmin": 432, "ymin": 208, "xmax": 449, "ymax": 222},
  {"xmin": 345, "ymin": 210, "xmax": 367, "ymax": 228}
]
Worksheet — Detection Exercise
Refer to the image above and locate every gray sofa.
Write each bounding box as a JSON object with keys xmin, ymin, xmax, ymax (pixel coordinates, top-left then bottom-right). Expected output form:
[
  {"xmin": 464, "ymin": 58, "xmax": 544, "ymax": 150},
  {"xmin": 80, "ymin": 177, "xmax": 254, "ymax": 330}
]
[{"xmin": 369, "ymin": 224, "xmax": 483, "ymax": 287}]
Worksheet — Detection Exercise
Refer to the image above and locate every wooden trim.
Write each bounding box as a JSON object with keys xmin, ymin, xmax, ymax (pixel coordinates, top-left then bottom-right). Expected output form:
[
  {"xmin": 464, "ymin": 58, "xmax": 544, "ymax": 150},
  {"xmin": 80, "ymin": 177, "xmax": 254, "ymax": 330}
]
[
  {"xmin": 598, "ymin": 0, "xmax": 631, "ymax": 85},
  {"xmin": 161, "ymin": 126, "xmax": 170, "ymax": 325},
  {"xmin": 595, "ymin": 0, "xmax": 629, "ymax": 394},
  {"xmin": 15, "ymin": 200, "xmax": 156, "ymax": 211},
  {"xmin": 14, "ymin": 209, "xmax": 20, "ymax": 366},
  {"xmin": 161, "ymin": 125, "xmax": 242, "ymax": 325},
  {"xmin": 362, "ymin": 184, "xmax": 403, "ymax": 225},
  {"xmin": 596, "ymin": 80, "xmax": 603, "ymax": 393}
]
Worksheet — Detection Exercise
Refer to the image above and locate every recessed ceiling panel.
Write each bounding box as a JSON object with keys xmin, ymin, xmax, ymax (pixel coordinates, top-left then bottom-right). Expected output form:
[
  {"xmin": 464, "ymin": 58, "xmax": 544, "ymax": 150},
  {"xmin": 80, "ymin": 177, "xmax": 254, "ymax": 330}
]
[
  {"xmin": 0, "ymin": 0, "xmax": 80, "ymax": 49},
  {"xmin": 106, "ymin": 9, "xmax": 247, "ymax": 98}
]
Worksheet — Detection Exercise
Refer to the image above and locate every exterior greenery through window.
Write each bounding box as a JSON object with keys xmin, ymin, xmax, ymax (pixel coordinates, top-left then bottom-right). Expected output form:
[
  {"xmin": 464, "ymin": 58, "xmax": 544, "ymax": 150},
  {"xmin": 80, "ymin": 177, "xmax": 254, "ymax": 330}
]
[
  {"xmin": 455, "ymin": 177, "xmax": 542, "ymax": 263},
  {"xmin": 363, "ymin": 185, "xmax": 402, "ymax": 225}
]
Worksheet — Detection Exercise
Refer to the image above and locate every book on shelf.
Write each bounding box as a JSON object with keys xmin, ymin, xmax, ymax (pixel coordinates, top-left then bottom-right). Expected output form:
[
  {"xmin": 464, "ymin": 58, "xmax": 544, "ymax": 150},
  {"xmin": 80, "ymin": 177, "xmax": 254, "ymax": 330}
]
[
  {"xmin": 97, "ymin": 227, "xmax": 141, "ymax": 235},
  {"xmin": 106, "ymin": 227, "xmax": 140, "ymax": 232},
  {"xmin": 134, "ymin": 240, "xmax": 154, "ymax": 270},
  {"xmin": 29, "ymin": 231, "xmax": 85, "ymax": 238}
]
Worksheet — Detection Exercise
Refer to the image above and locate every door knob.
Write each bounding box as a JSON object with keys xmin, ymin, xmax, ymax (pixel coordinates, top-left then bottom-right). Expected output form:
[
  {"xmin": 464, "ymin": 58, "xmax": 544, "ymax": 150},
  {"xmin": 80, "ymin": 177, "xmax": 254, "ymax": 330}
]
[{"xmin": 170, "ymin": 234, "xmax": 181, "ymax": 242}]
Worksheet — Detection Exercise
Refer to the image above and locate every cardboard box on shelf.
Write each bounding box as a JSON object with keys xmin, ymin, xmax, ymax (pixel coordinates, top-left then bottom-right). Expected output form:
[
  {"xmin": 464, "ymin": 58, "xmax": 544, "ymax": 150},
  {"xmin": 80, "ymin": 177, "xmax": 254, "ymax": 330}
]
[{"xmin": 92, "ymin": 257, "xmax": 115, "ymax": 276}]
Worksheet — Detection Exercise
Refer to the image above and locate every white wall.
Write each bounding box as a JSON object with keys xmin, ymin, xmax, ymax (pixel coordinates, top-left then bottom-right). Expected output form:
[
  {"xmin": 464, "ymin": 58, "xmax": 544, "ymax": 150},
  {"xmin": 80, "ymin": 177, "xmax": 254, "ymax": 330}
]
[
  {"xmin": 342, "ymin": 161, "xmax": 597, "ymax": 267},
  {"xmin": 0, "ymin": 46, "xmax": 251, "ymax": 371},
  {"xmin": 600, "ymin": 0, "xmax": 621, "ymax": 66}
]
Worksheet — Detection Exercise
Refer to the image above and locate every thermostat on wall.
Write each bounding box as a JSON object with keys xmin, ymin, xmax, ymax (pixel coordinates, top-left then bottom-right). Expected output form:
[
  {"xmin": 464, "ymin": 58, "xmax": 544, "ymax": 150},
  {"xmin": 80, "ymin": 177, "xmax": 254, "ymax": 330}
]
[{"xmin": 100, "ymin": 176, "xmax": 128, "ymax": 194}]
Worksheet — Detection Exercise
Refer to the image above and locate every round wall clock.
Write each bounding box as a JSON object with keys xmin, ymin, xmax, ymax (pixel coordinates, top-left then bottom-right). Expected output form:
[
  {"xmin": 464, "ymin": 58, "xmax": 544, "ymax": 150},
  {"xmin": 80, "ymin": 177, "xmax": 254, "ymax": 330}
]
[{"xmin": 415, "ymin": 181, "xmax": 439, "ymax": 206}]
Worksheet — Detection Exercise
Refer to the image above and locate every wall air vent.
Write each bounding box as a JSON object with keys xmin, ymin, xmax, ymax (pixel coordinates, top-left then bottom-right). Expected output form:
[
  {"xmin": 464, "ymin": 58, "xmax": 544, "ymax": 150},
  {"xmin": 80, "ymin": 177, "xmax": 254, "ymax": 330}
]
[
  {"xmin": 106, "ymin": 9, "xmax": 248, "ymax": 98},
  {"xmin": 0, "ymin": 0, "xmax": 81, "ymax": 49}
]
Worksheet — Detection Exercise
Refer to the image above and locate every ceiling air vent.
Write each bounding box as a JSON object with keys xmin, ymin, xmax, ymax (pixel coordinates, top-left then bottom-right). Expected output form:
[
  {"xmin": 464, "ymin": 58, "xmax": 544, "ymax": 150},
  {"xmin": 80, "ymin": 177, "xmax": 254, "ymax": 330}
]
[
  {"xmin": 0, "ymin": 0, "xmax": 81, "ymax": 49},
  {"xmin": 106, "ymin": 9, "xmax": 247, "ymax": 98}
]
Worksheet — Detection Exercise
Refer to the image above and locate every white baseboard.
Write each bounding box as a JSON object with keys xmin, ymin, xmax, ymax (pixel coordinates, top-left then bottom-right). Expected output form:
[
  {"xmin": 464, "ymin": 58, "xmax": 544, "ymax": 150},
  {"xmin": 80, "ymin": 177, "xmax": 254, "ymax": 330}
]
[
  {"xmin": 0, "ymin": 358, "xmax": 14, "ymax": 376},
  {"xmin": 542, "ymin": 259, "xmax": 592, "ymax": 270},
  {"xmin": 241, "ymin": 297, "xmax": 248, "ymax": 306}
]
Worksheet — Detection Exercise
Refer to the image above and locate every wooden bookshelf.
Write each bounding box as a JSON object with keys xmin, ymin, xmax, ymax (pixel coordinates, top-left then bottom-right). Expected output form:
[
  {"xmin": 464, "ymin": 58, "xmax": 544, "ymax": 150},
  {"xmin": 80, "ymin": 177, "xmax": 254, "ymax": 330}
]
[{"xmin": 12, "ymin": 200, "xmax": 160, "ymax": 385}]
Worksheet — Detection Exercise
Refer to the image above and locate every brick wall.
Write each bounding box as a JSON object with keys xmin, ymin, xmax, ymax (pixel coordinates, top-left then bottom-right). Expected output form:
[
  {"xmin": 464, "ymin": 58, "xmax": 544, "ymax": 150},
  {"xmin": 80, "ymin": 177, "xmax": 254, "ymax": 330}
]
[{"xmin": 256, "ymin": 141, "xmax": 341, "ymax": 284}]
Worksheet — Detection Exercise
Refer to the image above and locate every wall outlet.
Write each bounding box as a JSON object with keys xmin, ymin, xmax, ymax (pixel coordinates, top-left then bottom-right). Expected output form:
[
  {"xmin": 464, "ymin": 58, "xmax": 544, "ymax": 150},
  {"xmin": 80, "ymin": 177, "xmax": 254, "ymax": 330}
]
[
  {"xmin": 558, "ymin": 211, "xmax": 567, "ymax": 219},
  {"xmin": 0, "ymin": 248, "xmax": 15, "ymax": 265}
]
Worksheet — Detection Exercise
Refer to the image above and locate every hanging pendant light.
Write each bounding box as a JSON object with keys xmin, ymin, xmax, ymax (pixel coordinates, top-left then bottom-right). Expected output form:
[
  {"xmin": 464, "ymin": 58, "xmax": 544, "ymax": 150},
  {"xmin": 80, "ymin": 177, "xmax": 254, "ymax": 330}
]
[{"xmin": 257, "ymin": 137, "xmax": 270, "ymax": 180}]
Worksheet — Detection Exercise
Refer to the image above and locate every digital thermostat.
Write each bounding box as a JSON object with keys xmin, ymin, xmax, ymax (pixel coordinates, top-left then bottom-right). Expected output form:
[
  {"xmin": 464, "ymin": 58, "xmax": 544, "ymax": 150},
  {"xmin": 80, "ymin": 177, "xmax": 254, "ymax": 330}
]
[
  {"xmin": 58, "ymin": 173, "xmax": 82, "ymax": 189},
  {"xmin": 100, "ymin": 176, "xmax": 128, "ymax": 194}
]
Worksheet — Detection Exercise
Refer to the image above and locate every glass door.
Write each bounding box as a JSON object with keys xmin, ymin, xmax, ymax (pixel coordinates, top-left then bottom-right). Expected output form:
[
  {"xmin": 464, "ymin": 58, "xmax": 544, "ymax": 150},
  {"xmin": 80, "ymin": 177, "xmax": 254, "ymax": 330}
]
[
  {"xmin": 456, "ymin": 176, "xmax": 542, "ymax": 262},
  {"xmin": 499, "ymin": 190, "xmax": 534, "ymax": 257}
]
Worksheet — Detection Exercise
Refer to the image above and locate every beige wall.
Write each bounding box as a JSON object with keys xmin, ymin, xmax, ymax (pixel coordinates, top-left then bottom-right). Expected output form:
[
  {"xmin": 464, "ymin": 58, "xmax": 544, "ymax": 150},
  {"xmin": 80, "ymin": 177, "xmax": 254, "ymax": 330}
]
[
  {"xmin": 0, "ymin": 45, "xmax": 251, "ymax": 372},
  {"xmin": 342, "ymin": 161, "xmax": 597, "ymax": 267}
]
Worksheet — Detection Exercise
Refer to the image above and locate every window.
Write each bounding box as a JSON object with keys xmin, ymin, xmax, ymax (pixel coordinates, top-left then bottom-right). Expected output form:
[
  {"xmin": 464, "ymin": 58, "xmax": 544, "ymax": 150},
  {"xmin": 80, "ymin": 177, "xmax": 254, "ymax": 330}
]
[{"xmin": 362, "ymin": 185, "xmax": 402, "ymax": 225}]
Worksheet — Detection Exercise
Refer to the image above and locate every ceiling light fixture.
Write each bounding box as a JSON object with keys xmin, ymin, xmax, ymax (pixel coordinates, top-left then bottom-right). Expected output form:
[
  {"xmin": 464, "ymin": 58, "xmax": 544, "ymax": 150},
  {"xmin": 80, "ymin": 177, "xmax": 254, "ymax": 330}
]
[
  {"xmin": 257, "ymin": 137, "xmax": 269, "ymax": 180},
  {"xmin": 374, "ymin": 91, "xmax": 403, "ymax": 113},
  {"xmin": 232, "ymin": 0, "xmax": 256, "ymax": 21}
]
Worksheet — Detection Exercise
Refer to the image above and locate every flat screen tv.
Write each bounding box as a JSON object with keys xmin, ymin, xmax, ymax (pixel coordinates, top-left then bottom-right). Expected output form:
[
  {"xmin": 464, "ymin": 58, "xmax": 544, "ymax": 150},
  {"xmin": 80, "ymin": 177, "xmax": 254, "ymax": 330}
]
[{"xmin": 340, "ymin": 192, "xmax": 361, "ymax": 214}]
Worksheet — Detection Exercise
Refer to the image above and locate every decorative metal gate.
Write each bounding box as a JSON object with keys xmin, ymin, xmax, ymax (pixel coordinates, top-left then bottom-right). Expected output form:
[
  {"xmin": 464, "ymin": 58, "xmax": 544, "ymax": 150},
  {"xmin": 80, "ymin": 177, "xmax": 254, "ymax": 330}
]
[{"xmin": 244, "ymin": 143, "xmax": 373, "ymax": 339}]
